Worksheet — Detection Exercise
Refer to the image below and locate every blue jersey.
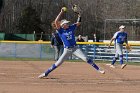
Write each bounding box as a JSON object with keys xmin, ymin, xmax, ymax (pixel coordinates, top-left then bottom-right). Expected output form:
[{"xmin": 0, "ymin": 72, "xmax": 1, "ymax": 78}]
[
  {"xmin": 58, "ymin": 24, "xmax": 77, "ymax": 48},
  {"xmin": 113, "ymin": 31, "xmax": 127, "ymax": 44}
]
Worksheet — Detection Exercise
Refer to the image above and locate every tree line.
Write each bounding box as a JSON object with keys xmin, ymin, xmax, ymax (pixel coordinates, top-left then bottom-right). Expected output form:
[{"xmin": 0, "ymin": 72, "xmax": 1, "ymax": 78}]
[{"xmin": 0, "ymin": 0, "xmax": 140, "ymax": 40}]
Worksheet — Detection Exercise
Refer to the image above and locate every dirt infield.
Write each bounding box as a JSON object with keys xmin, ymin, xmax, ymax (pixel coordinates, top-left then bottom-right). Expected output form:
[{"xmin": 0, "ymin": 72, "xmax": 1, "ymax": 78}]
[{"xmin": 0, "ymin": 61, "xmax": 140, "ymax": 93}]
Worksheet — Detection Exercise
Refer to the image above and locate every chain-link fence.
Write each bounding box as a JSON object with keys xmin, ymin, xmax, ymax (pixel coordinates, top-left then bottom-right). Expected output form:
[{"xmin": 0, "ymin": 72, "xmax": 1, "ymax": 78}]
[
  {"xmin": 104, "ymin": 19, "xmax": 140, "ymax": 40},
  {"xmin": 0, "ymin": 41, "xmax": 140, "ymax": 62}
]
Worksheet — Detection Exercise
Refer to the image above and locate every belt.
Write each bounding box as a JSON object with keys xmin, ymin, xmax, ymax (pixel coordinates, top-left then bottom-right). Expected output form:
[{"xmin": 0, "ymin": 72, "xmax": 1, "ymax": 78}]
[{"xmin": 65, "ymin": 45, "xmax": 76, "ymax": 49}]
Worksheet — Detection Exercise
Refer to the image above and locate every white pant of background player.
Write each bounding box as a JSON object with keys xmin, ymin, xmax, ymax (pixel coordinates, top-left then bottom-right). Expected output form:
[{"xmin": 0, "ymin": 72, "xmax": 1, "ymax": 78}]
[
  {"xmin": 115, "ymin": 43, "xmax": 123, "ymax": 57},
  {"xmin": 38, "ymin": 46, "xmax": 105, "ymax": 78}
]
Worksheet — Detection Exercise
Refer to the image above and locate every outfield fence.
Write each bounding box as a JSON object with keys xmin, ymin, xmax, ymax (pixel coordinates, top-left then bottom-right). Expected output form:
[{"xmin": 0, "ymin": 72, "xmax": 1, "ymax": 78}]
[{"xmin": 0, "ymin": 41, "xmax": 140, "ymax": 62}]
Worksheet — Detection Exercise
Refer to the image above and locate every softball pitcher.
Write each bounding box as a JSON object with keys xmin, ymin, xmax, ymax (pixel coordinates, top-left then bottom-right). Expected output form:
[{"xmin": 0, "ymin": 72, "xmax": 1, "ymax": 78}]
[
  {"xmin": 108, "ymin": 25, "xmax": 128, "ymax": 69},
  {"xmin": 38, "ymin": 7, "xmax": 105, "ymax": 78}
]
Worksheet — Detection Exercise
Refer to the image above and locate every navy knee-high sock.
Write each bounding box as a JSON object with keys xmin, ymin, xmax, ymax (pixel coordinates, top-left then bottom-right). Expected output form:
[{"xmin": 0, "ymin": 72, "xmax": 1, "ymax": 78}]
[
  {"xmin": 120, "ymin": 55, "xmax": 123, "ymax": 65},
  {"xmin": 87, "ymin": 59, "xmax": 99, "ymax": 70},
  {"xmin": 45, "ymin": 64, "xmax": 57, "ymax": 76},
  {"xmin": 111, "ymin": 57, "xmax": 117, "ymax": 65}
]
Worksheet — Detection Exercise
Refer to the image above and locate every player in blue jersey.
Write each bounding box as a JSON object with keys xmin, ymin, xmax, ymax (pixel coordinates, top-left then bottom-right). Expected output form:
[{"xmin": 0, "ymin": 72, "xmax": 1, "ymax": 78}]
[
  {"xmin": 108, "ymin": 25, "xmax": 129, "ymax": 69},
  {"xmin": 38, "ymin": 7, "xmax": 105, "ymax": 78}
]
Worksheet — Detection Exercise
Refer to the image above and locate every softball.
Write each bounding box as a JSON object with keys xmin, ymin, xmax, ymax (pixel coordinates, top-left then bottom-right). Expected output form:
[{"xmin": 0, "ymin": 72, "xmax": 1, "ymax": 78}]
[{"xmin": 62, "ymin": 7, "xmax": 67, "ymax": 12}]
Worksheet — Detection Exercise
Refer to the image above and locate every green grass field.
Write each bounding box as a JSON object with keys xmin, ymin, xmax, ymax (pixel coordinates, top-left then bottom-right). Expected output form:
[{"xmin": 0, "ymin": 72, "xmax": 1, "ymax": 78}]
[{"xmin": 0, "ymin": 57, "xmax": 140, "ymax": 66}]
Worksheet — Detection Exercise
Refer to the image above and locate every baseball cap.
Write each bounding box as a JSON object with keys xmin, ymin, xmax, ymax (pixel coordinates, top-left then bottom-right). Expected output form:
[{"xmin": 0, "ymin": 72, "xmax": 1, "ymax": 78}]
[
  {"xmin": 60, "ymin": 19, "xmax": 70, "ymax": 26},
  {"xmin": 78, "ymin": 35, "xmax": 82, "ymax": 38},
  {"xmin": 119, "ymin": 25, "xmax": 125, "ymax": 29}
]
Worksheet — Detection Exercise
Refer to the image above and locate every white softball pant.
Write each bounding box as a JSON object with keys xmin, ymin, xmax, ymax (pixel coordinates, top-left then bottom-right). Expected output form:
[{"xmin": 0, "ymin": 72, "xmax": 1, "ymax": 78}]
[
  {"xmin": 55, "ymin": 46, "xmax": 87, "ymax": 67},
  {"xmin": 115, "ymin": 43, "xmax": 123, "ymax": 58}
]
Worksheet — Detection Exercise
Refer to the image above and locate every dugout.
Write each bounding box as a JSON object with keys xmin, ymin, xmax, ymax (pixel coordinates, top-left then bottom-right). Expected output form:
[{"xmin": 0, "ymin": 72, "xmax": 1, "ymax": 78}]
[{"xmin": 104, "ymin": 19, "xmax": 140, "ymax": 40}]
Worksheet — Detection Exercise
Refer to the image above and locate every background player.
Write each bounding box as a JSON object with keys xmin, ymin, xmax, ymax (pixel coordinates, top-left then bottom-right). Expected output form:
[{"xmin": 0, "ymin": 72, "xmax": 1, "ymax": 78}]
[
  {"xmin": 51, "ymin": 21, "xmax": 63, "ymax": 61},
  {"xmin": 38, "ymin": 7, "xmax": 105, "ymax": 78},
  {"xmin": 76, "ymin": 35, "xmax": 85, "ymax": 42},
  {"xmin": 51, "ymin": 32, "xmax": 63, "ymax": 61},
  {"xmin": 76, "ymin": 35, "xmax": 85, "ymax": 50},
  {"xmin": 108, "ymin": 25, "xmax": 129, "ymax": 69}
]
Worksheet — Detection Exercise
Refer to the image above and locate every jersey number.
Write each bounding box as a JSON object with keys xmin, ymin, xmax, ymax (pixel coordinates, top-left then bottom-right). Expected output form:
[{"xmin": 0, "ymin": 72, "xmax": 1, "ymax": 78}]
[{"xmin": 66, "ymin": 35, "xmax": 72, "ymax": 40}]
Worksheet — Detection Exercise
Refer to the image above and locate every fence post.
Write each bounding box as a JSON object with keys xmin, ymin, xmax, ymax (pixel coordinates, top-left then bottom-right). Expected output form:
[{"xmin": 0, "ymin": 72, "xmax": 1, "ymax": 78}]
[
  {"xmin": 126, "ymin": 51, "xmax": 128, "ymax": 62},
  {"xmin": 40, "ymin": 44, "xmax": 42, "ymax": 59},
  {"xmin": 93, "ymin": 44, "xmax": 96, "ymax": 60},
  {"xmin": 14, "ymin": 43, "xmax": 17, "ymax": 58}
]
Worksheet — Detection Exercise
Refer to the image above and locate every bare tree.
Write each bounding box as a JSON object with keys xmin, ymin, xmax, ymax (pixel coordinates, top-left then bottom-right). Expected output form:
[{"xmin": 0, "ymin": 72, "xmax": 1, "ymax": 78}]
[{"xmin": 0, "ymin": 0, "xmax": 140, "ymax": 40}]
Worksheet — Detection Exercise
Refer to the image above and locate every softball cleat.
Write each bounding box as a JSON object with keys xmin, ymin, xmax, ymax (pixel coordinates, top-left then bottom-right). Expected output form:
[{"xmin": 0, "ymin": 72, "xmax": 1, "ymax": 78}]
[
  {"xmin": 98, "ymin": 69, "xmax": 105, "ymax": 74},
  {"xmin": 110, "ymin": 65, "xmax": 115, "ymax": 68},
  {"xmin": 38, "ymin": 73, "xmax": 47, "ymax": 78},
  {"xmin": 121, "ymin": 64, "xmax": 127, "ymax": 69}
]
